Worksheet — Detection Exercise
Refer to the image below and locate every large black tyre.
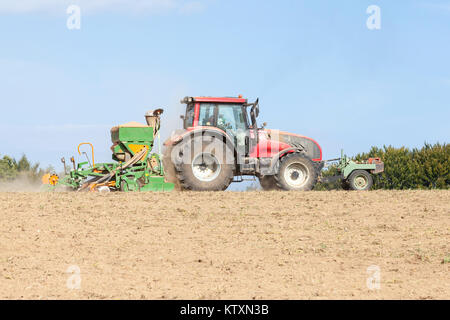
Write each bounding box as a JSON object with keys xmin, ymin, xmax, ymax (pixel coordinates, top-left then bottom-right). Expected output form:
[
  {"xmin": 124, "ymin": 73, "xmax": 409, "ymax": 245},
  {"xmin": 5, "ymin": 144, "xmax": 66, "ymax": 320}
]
[
  {"xmin": 259, "ymin": 176, "xmax": 279, "ymax": 191},
  {"xmin": 347, "ymin": 170, "xmax": 373, "ymax": 191},
  {"xmin": 176, "ymin": 136, "xmax": 234, "ymax": 191},
  {"xmin": 275, "ymin": 153, "xmax": 318, "ymax": 191}
]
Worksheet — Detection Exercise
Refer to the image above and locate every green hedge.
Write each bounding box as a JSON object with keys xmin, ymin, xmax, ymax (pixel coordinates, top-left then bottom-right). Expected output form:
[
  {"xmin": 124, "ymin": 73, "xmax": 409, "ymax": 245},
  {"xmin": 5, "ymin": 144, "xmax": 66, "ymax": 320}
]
[{"xmin": 316, "ymin": 143, "xmax": 449, "ymax": 190}]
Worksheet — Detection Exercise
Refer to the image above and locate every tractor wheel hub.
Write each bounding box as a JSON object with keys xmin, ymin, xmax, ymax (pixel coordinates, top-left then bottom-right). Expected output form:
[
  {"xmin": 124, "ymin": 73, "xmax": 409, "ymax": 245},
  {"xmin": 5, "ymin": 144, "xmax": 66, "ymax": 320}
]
[
  {"xmin": 354, "ymin": 175, "xmax": 368, "ymax": 189},
  {"xmin": 192, "ymin": 153, "xmax": 221, "ymax": 182},
  {"xmin": 284, "ymin": 163, "xmax": 309, "ymax": 188}
]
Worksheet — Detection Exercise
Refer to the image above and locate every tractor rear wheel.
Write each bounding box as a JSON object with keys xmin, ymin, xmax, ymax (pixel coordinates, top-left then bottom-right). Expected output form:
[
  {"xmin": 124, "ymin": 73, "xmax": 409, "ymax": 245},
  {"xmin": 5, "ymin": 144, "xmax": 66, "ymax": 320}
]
[
  {"xmin": 348, "ymin": 170, "xmax": 373, "ymax": 191},
  {"xmin": 275, "ymin": 153, "xmax": 318, "ymax": 191},
  {"xmin": 176, "ymin": 136, "xmax": 234, "ymax": 191},
  {"xmin": 259, "ymin": 175, "xmax": 279, "ymax": 191}
]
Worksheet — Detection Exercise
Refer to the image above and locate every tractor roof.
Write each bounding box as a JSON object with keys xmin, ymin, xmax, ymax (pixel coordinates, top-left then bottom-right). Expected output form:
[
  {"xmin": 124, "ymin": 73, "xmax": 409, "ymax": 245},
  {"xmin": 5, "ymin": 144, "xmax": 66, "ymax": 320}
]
[{"xmin": 181, "ymin": 96, "xmax": 248, "ymax": 104}]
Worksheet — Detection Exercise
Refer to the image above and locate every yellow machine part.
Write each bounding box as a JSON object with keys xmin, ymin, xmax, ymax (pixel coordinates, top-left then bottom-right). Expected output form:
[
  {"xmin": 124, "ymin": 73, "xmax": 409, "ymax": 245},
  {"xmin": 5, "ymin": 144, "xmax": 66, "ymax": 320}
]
[
  {"xmin": 128, "ymin": 144, "xmax": 148, "ymax": 161},
  {"xmin": 42, "ymin": 173, "xmax": 59, "ymax": 186}
]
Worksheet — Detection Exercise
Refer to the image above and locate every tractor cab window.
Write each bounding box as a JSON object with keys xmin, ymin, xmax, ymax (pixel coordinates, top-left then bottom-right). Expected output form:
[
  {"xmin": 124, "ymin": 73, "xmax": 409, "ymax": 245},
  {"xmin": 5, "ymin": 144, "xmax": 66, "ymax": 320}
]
[
  {"xmin": 216, "ymin": 104, "xmax": 248, "ymax": 132},
  {"xmin": 196, "ymin": 103, "xmax": 248, "ymax": 132},
  {"xmin": 198, "ymin": 103, "xmax": 215, "ymax": 126}
]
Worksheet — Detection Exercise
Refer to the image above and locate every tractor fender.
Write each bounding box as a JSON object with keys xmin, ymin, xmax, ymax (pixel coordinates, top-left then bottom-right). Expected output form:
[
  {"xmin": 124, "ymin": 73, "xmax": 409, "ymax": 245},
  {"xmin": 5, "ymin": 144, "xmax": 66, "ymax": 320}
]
[{"xmin": 267, "ymin": 147, "xmax": 304, "ymax": 175}]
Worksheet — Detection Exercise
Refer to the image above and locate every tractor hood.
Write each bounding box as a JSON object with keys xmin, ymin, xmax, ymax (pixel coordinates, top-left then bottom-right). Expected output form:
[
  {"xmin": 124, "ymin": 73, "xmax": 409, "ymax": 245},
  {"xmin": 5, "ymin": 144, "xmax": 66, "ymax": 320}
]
[{"xmin": 263, "ymin": 129, "xmax": 322, "ymax": 161}]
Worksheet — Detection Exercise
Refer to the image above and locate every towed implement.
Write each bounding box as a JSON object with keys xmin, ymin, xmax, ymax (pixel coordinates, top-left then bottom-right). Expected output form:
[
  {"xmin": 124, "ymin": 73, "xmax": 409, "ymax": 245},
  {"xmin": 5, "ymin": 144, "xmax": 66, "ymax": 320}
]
[
  {"xmin": 322, "ymin": 150, "xmax": 384, "ymax": 191},
  {"xmin": 42, "ymin": 109, "xmax": 174, "ymax": 192}
]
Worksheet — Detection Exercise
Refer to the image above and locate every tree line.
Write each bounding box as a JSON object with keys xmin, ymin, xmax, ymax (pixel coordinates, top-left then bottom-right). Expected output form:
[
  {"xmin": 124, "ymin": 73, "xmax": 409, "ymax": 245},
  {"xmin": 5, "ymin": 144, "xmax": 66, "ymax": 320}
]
[{"xmin": 0, "ymin": 154, "xmax": 52, "ymax": 183}]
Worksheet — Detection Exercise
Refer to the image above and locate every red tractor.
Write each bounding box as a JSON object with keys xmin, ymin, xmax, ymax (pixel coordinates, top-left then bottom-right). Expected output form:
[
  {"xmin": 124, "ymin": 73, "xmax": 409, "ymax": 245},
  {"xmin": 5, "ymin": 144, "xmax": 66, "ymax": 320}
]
[{"xmin": 163, "ymin": 96, "xmax": 324, "ymax": 191}]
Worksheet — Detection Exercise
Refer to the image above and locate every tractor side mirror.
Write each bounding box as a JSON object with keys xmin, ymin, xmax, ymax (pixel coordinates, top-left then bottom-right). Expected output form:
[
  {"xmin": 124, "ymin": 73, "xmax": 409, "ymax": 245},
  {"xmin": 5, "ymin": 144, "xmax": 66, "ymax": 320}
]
[
  {"xmin": 262, "ymin": 122, "xmax": 267, "ymax": 128},
  {"xmin": 253, "ymin": 104, "xmax": 259, "ymax": 118}
]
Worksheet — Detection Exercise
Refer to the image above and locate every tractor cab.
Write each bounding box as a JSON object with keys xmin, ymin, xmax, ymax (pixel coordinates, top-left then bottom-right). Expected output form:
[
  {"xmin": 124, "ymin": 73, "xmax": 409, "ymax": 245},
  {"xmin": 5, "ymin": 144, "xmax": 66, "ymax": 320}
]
[
  {"xmin": 180, "ymin": 96, "xmax": 262, "ymax": 157},
  {"xmin": 182, "ymin": 96, "xmax": 250, "ymax": 130}
]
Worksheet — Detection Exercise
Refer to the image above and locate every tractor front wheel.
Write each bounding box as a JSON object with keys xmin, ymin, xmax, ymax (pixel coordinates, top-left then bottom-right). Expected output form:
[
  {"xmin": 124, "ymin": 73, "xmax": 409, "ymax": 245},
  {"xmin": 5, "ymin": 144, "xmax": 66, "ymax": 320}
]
[
  {"xmin": 348, "ymin": 170, "xmax": 373, "ymax": 191},
  {"xmin": 275, "ymin": 154, "xmax": 318, "ymax": 191}
]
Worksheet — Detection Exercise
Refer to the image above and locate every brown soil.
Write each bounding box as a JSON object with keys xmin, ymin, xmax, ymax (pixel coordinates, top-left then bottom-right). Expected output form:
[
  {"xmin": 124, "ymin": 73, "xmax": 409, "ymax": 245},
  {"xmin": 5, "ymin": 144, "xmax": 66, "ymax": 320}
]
[{"xmin": 0, "ymin": 190, "xmax": 449, "ymax": 299}]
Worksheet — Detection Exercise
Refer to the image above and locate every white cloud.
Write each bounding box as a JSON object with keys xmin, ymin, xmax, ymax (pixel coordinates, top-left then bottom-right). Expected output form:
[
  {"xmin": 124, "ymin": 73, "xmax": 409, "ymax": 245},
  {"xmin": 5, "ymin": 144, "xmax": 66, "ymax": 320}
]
[{"xmin": 0, "ymin": 0, "xmax": 206, "ymax": 15}]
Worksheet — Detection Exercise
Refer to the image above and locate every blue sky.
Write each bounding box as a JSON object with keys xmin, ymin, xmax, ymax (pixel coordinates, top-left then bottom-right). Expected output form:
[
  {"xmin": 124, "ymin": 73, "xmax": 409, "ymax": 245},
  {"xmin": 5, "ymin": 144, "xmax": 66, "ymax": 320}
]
[{"xmin": 0, "ymin": 0, "xmax": 449, "ymax": 173}]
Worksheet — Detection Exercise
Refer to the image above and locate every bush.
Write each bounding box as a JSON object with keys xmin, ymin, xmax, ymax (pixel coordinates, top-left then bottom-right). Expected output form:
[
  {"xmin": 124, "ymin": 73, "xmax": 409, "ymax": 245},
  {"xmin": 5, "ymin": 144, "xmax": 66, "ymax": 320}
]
[{"xmin": 0, "ymin": 155, "xmax": 19, "ymax": 181}]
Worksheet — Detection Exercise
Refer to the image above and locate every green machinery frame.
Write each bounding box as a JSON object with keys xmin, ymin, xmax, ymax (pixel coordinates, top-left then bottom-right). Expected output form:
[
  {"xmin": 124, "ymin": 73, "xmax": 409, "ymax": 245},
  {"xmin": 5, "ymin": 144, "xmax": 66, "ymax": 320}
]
[
  {"xmin": 336, "ymin": 150, "xmax": 384, "ymax": 179},
  {"xmin": 56, "ymin": 117, "xmax": 174, "ymax": 192}
]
